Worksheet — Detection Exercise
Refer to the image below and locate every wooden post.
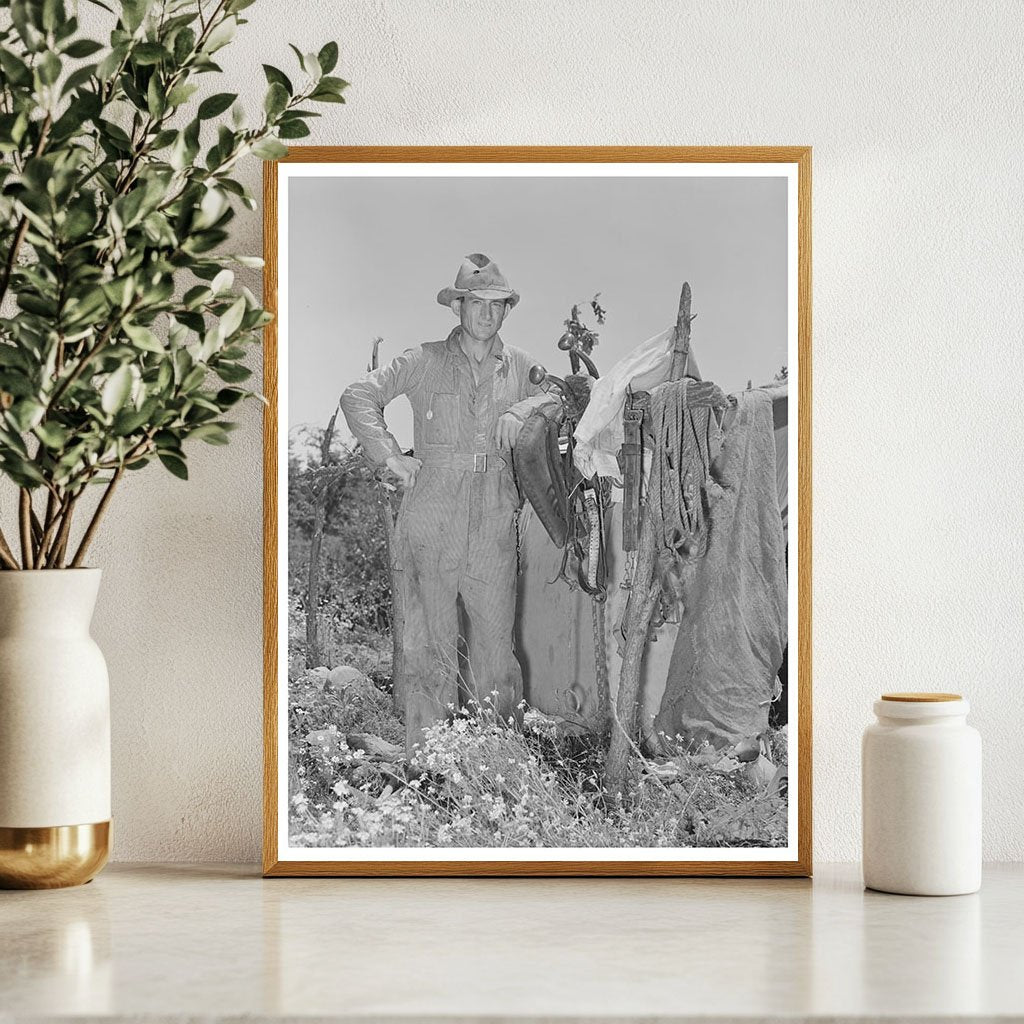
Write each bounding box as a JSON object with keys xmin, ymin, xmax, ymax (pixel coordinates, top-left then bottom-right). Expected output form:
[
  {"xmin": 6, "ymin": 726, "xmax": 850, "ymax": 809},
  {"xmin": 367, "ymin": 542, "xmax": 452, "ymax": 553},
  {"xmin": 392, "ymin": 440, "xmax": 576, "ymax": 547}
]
[
  {"xmin": 604, "ymin": 282, "xmax": 693, "ymax": 797},
  {"xmin": 668, "ymin": 281, "xmax": 692, "ymax": 380},
  {"xmin": 605, "ymin": 502, "xmax": 660, "ymax": 797},
  {"xmin": 305, "ymin": 409, "xmax": 338, "ymax": 669},
  {"xmin": 368, "ymin": 338, "xmax": 406, "ymax": 715}
]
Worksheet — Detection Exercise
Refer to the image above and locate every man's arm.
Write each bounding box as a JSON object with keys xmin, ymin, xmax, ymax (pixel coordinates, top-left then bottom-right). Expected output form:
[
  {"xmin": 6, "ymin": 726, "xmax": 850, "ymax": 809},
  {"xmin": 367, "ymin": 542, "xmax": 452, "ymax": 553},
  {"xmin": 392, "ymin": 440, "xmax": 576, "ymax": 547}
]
[
  {"xmin": 339, "ymin": 348, "xmax": 425, "ymax": 467},
  {"xmin": 495, "ymin": 366, "xmax": 562, "ymax": 449},
  {"xmin": 506, "ymin": 384, "xmax": 561, "ymax": 424}
]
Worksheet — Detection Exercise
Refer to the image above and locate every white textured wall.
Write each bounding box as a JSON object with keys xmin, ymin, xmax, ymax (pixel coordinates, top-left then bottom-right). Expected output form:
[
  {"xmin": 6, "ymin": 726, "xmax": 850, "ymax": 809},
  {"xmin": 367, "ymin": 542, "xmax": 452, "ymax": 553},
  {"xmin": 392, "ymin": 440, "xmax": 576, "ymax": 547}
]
[{"xmin": 71, "ymin": 1, "xmax": 1024, "ymax": 862}]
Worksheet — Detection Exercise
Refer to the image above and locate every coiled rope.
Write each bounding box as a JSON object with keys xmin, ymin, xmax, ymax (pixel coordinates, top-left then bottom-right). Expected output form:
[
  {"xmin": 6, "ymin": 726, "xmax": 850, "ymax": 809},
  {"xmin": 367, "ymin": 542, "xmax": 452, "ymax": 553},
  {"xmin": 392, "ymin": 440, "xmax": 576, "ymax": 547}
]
[{"xmin": 647, "ymin": 378, "xmax": 717, "ymax": 564}]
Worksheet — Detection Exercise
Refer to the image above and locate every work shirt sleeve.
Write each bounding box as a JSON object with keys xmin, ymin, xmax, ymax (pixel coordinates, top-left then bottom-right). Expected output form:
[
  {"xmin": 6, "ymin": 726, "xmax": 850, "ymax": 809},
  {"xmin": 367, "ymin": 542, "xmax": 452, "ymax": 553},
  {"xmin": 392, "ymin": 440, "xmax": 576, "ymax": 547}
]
[
  {"xmin": 504, "ymin": 377, "xmax": 561, "ymax": 424},
  {"xmin": 339, "ymin": 347, "xmax": 425, "ymax": 466}
]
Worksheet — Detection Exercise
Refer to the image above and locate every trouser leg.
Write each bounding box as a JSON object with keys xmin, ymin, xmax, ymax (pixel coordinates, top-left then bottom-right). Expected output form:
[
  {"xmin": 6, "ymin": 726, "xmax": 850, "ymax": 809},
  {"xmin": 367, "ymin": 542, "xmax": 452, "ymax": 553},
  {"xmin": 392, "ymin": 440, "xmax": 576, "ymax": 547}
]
[
  {"xmin": 460, "ymin": 510, "xmax": 524, "ymax": 725},
  {"xmin": 397, "ymin": 560, "xmax": 460, "ymax": 759}
]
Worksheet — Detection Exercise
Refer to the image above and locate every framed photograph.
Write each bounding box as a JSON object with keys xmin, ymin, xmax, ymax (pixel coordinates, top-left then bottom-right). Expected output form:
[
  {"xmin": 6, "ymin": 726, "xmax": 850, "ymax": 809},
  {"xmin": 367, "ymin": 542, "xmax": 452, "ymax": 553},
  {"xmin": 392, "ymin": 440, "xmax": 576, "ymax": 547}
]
[{"xmin": 263, "ymin": 147, "xmax": 811, "ymax": 876}]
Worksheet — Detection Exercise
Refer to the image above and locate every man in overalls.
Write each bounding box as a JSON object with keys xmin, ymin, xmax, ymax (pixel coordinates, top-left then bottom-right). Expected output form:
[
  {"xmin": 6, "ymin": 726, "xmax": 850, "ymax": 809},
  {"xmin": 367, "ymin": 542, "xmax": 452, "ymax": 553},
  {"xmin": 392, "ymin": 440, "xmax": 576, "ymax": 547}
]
[{"xmin": 340, "ymin": 254, "xmax": 557, "ymax": 757}]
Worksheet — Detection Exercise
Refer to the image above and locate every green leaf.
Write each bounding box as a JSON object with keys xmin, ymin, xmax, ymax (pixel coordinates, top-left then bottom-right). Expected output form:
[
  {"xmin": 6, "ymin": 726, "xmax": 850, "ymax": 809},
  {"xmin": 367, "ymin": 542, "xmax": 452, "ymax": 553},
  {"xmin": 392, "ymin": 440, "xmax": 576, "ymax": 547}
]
[
  {"xmin": 123, "ymin": 322, "xmax": 164, "ymax": 353},
  {"xmin": 40, "ymin": 0, "xmax": 64, "ymax": 32},
  {"xmin": 317, "ymin": 41, "xmax": 339, "ymax": 75},
  {"xmin": 195, "ymin": 186, "xmax": 227, "ymax": 229},
  {"xmin": 214, "ymin": 361, "xmax": 251, "ymax": 383},
  {"xmin": 149, "ymin": 128, "xmax": 177, "ymax": 149},
  {"xmin": 0, "ymin": 49, "xmax": 33, "ymax": 87},
  {"xmin": 98, "ymin": 118, "xmax": 132, "ymax": 149},
  {"xmin": 63, "ymin": 38, "xmax": 104, "ymax": 58},
  {"xmin": 147, "ymin": 74, "xmax": 166, "ymax": 118},
  {"xmin": 61, "ymin": 62, "xmax": 98, "ymax": 96},
  {"xmin": 38, "ymin": 51, "xmax": 62, "ymax": 86},
  {"xmin": 102, "ymin": 276, "xmax": 135, "ymax": 309},
  {"xmin": 9, "ymin": 399, "xmax": 45, "ymax": 432},
  {"xmin": 121, "ymin": 0, "xmax": 154, "ymax": 33},
  {"xmin": 113, "ymin": 187, "xmax": 147, "ymax": 228},
  {"xmin": 181, "ymin": 365, "xmax": 206, "ymax": 391},
  {"xmin": 34, "ymin": 421, "xmax": 70, "ymax": 449},
  {"xmin": 198, "ymin": 91, "xmax": 236, "ymax": 119},
  {"xmin": 262, "ymin": 64, "xmax": 292, "ymax": 95},
  {"xmin": 101, "ymin": 364, "xmax": 133, "ymax": 414},
  {"xmin": 210, "ymin": 268, "xmax": 233, "ymax": 294},
  {"xmin": 251, "ymin": 137, "xmax": 287, "ymax": 160},
  {"xmin": 0, "ymin": 422, "xmax": 30, "ymax": 456},
  {"xmin": 218, "ymin": 296, "xmax": 246, "ymax": 339},
  {"xmin": 277, "ymin": 120, "xmax": 310, "ymax": 140},
  {"xmin": 264, "ymin": 81, "xmax": 288, "ymax": 117},
  {"xmin": 158, "ymin": 452, "xmax": 188, "ymax": 479},
  {"xmin": 166, "ymin": 81, "xmax": 199, "ymax": 107},
  {"xmin": 215, "ymin": 388, "xmax": 247, "ymax": 408},
  {"xmin": 10, "ymin": 1, "xmax": 45, "ymax": 51},
  {"xmin": 0, "ymin": 346, "xmax": 30, "ymax": 370},
  {"xmin": 189, "ymin": 422, "xmax": 230, "ymax": 445},
  {"xmin": 18, "ymin": 292, "xmax": 58, "ymax": 317},
  {"xmin": 309, "ymin": 88, "xmax": 346, "ymax": 104},
  {"xmin": 132, "ymin": 42, "xmax": 168, "ymax": 66},
  {"xmin": 318, "ymin": 76, "xmax": 349, "ymax": 93},
  {"xmin": 1, "ymin": 455, "xmax": 46, "ymax": 487},
  {"xmin": 96, "ymin": 43, "xmax": 128, "ymax": 81},
  {"xmin": 168, "ymin": 118, "xmax": 200, "ymax": 170},
  {"xmin": 300, "ymin": 50, "xmax": 321, "ymax": 80},
  {"xmin": 112, "ymin": 405, "xmax": 151, "ymax": 435},
  {"xmin": 179, "ymin": 286, "xmax": 208, "ymax": 309},
  {"xmin": 203, "ymin": 15, "xmax": 236, "ymax": 53},
  {"xmin": 173, "ymin": 26, "xmax": 196, "ymax": 65}
]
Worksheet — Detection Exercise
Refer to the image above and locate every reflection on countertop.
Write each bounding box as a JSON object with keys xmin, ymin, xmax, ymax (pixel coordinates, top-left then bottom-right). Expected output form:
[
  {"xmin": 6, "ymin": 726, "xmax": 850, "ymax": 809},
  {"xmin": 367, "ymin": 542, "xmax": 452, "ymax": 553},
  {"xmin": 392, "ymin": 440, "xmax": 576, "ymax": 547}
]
[{"xmin": 1, "ymin": 863, "xmax": 1021, "ymax": 1021}]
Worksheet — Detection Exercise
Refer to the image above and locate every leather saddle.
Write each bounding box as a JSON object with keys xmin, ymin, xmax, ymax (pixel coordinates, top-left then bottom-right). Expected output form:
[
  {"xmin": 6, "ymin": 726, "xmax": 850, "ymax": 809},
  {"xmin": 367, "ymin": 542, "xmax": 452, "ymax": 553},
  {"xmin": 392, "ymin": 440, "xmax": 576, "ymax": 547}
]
[
  {"xmin": 515, "ymin": 404, "xmax": 569, "ymax": 548},
  {"xmin": 514, "ymin": 375, "xmax": 607, "ymax": 596}
]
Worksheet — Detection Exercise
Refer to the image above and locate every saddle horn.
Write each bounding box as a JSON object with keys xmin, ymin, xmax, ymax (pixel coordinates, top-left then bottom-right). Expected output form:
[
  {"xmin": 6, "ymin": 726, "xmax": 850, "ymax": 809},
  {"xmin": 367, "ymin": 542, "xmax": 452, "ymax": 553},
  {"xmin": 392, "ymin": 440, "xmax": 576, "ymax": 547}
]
[{"xmin": 529, "ymin": 364, "xmax": 570, "ymax": 397}]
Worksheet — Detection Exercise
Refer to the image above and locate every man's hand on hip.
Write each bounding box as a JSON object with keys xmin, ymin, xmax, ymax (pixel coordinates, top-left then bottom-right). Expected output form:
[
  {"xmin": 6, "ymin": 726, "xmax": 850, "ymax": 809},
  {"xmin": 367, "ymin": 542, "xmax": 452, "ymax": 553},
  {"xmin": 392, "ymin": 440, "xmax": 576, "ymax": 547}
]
[
  {"xmin": 386, "ymin": 453, "xmax": 422, "ymax": 489},
  {"xmin": 495, "ymin": 411, "xmax": 524, "ymax": 450}
]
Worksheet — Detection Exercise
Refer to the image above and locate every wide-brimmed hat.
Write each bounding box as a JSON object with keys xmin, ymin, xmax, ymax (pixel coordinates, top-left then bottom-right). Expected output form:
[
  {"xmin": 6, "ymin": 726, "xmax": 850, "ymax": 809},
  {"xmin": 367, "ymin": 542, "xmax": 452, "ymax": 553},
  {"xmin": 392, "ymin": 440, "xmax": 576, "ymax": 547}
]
[{"xmin": 437, "ymin": 253, "xmax": 520, "ymax": 308}]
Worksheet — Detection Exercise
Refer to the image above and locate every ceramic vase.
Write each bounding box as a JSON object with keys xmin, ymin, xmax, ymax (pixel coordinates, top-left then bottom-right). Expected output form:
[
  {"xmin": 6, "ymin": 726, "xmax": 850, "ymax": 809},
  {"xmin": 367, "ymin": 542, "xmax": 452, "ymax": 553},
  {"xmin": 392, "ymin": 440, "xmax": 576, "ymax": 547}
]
[{"xmin": 0, "ymin": 568, "xmax": 111, "ymax": 888}]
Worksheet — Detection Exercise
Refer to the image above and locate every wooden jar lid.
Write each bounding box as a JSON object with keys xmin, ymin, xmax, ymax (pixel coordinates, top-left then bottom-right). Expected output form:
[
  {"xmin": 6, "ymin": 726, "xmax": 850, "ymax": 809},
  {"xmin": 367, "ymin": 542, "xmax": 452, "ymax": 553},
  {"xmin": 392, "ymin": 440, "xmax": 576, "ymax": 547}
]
[{"xmin": 881, "ymin": 692, "xmax": 962, "ymax": 702}]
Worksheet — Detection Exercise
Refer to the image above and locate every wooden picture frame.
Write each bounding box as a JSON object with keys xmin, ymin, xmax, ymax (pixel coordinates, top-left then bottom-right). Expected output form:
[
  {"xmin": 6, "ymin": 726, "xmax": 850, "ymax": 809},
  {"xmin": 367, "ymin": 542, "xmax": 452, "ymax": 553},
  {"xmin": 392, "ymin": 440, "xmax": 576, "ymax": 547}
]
[{"xmin": 263, "ymin": 147, "xmax": 812, "ymax": 877}]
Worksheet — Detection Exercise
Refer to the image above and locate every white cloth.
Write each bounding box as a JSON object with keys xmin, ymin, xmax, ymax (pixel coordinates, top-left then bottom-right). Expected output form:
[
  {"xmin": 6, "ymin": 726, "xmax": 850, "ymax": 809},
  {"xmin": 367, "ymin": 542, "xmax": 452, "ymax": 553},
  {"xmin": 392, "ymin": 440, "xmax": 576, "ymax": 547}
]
[{"xmin": 573, "ymin": 326, "xmax": 701, "ymax": 481}]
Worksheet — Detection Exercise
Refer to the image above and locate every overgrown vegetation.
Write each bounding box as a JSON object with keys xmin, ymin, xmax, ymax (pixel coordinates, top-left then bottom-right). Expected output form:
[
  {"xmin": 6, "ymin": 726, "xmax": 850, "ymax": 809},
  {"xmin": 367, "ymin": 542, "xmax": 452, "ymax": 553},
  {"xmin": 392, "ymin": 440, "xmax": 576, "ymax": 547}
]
[
  {"xmin": 288, "ymin": 668, "xmax": 788, "ymax": 849},
  {"xmin": 287, "ymin": 430, "xmax": 391, "ymax": 675}
]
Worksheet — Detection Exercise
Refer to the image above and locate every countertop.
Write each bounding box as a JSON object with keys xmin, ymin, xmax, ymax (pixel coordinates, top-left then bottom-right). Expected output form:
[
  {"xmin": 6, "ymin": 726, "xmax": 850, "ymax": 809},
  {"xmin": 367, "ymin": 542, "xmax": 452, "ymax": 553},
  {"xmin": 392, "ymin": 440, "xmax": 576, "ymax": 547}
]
[{"xmin": 1, "ymin": 862, "xmax": 1021, "ymax": 1022}]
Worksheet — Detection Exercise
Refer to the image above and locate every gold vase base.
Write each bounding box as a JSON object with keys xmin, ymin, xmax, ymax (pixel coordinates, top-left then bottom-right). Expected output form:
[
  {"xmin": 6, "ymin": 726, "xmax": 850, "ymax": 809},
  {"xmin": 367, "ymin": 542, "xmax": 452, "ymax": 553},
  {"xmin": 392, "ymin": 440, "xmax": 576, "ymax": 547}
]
[{"xmin": 0, "ymin": 821, "xmax": 110, "ymax": 889}]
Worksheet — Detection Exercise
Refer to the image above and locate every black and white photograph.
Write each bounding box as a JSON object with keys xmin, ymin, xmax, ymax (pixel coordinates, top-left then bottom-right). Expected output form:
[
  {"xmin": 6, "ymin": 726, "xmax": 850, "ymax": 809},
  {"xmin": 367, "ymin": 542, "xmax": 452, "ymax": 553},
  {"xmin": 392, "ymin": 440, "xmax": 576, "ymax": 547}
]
[{"xmin": 267, "ymin": 149, "xmax": 809, "ymax": 873}]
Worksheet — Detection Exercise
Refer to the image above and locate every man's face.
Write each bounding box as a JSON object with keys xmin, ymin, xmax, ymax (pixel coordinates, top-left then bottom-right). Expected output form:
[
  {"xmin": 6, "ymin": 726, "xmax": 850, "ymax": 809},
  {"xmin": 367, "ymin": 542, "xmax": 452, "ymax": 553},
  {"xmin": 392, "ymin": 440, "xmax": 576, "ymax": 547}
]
[{"xmin": 458, "ymin": 296, "xmax": 508, "ymax": 344}]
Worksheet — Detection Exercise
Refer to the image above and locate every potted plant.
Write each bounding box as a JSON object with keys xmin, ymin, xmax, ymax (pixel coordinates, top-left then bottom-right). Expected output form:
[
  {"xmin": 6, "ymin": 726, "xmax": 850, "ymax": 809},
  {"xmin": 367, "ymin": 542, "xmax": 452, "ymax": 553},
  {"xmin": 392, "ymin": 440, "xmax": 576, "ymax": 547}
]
[{"xmin": 0, "ymin": 0, "xmax": 344, "ymax": 887}]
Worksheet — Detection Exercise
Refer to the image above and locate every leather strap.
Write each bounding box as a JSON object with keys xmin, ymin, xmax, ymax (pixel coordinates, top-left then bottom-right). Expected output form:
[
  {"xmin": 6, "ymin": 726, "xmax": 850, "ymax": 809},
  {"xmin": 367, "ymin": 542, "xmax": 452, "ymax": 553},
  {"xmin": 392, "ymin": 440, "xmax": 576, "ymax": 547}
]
[{"xmin": 417, "ymin": 451, "xmax": 510, "ymax": 473}]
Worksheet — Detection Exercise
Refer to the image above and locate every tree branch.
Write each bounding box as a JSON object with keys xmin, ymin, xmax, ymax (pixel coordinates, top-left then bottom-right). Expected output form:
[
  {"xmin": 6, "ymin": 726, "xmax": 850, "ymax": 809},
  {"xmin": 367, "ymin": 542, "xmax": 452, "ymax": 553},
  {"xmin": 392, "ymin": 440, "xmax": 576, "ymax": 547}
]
[
  {"xmin": 44, "ymin": 491, "xmax": 79, "ymax": 569},
  {"xmin": 18, "ymin": 489, "xmax": 34, "ymax": 569},
  {"xmin": 35, "ymin": 486, "xmax": 67, "ymax": 566},
  {"xmin": 0, "ymin": 525, "xmax": 19, "ymax": 570},
  {"xmin": 70, "ymin": 465, "xmax": 124, "ymax": 568}
]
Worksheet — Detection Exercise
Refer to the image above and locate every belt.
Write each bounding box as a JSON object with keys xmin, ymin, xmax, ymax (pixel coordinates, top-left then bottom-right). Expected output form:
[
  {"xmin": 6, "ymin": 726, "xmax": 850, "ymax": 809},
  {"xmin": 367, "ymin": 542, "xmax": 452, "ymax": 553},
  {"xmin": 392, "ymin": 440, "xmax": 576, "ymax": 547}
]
[{"xmin": 417, "ymin": 452, "xmax": 510, "ymax": 473}]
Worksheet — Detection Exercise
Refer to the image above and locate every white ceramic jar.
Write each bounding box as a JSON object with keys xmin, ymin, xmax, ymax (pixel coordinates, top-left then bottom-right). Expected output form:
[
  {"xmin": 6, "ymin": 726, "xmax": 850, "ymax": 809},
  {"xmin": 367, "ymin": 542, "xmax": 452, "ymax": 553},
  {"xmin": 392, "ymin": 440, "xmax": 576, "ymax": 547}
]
[{"xmin": 862, "ymin": 692, "xmax": 981, "ymax": 896}]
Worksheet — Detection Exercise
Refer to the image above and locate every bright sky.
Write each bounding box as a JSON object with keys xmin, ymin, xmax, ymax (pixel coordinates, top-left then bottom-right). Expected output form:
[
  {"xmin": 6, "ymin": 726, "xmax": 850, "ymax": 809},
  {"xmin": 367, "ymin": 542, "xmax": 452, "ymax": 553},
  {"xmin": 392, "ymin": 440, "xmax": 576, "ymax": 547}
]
[{"xmin": 286, "ymin": 172, "xmax": 788, "ymax": 447}]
